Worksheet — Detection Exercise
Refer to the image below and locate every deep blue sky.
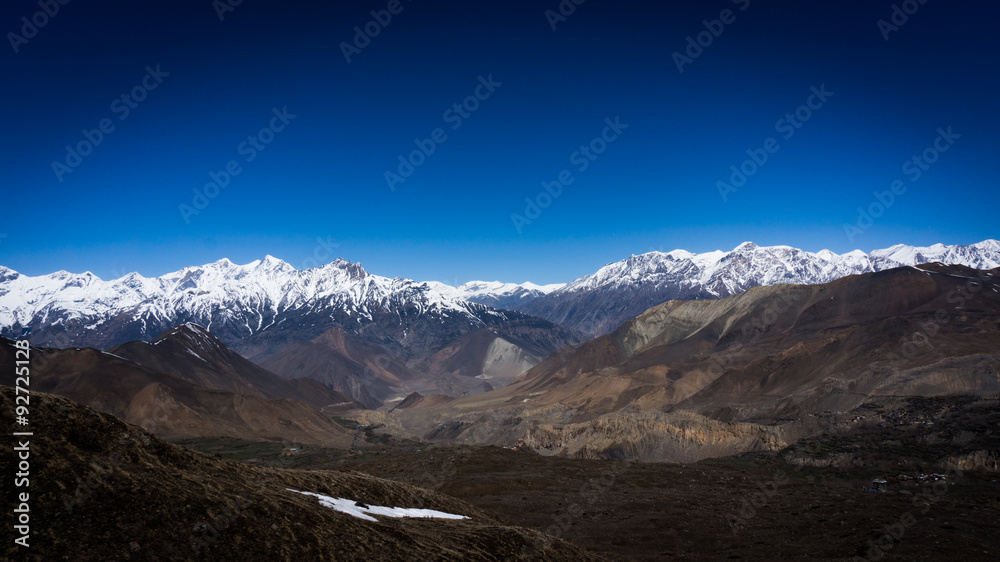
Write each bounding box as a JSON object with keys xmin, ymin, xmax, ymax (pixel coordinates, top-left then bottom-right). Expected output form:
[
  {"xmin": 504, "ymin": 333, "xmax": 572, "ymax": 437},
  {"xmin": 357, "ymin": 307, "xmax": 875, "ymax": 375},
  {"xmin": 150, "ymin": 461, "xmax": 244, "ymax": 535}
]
[{"xmin": 2, "ymin": 0, "xmax": 997, "ymax": 284}]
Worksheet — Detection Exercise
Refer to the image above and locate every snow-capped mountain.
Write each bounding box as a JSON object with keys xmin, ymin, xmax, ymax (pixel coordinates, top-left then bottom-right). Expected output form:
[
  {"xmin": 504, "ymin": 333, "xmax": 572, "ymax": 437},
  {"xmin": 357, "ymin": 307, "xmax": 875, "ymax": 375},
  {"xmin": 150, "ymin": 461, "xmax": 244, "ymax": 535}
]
[
  {"xmin": 0, "ymin": 256, "xmax": 560, "ymax": 358},
  {"xmin": 512, "ymin": 240, "xmax": 1000, "ymax": 336},
  {"xmin": 448, "ymin": 280, "xmax": 565, "ymax": 311},
  {"xmin": 2, "ymin": 240, "xmax": 997, "ymax": 355}
]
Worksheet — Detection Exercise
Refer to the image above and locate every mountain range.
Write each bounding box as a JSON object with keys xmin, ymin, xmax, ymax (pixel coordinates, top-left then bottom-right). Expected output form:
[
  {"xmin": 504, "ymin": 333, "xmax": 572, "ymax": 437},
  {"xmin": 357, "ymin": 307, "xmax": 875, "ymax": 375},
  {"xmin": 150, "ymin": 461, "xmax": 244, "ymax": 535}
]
[
  {"xmin": 383, "ymin": 262, "xmax": 1000, "ymax": 462},
  {"xmin": 5, "ymin": 258, "xmax": 997, "ymax": 464},
  {"xmin": 3, "ymin": 241, "xmax": 996, "ymax": 345},
  {"xmin": 487, "ymin": 239, "xmax": 1000, "ymax": 336},
  {"xmin": 0, "ymin": 257, "xmax": 581, "ymax": 405},
  {"xmin": 2, "ymin": 240, "xmax": 997, "ymax": 406}
]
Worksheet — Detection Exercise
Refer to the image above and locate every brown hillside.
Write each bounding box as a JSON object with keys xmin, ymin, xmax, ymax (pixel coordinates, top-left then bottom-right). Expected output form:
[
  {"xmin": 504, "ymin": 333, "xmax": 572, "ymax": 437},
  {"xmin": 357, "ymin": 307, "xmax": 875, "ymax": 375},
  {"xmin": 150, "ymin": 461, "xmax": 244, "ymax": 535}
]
[
  {"xmin": 0, "ymin": 338, "xmax": 351, "ymax": 446},
  {"xmin": 112, "ymin": 323, "xmax": 363, "ymax": 412},
  {"xmin": 378, "ymin": 265, "xmax": 1000, "ymax": 461},
  {"xmin": 0, "ymin": 387, "xmax": 603, "ymax": 561}
]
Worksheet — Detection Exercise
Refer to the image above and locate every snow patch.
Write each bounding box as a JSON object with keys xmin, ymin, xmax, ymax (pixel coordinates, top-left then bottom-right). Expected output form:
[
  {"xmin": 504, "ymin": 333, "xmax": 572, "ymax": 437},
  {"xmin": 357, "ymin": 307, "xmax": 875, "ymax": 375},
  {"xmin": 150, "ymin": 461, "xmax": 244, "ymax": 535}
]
[{"xmin": 286, "ymin": 489, "xmax": 469, "ymax": 522}]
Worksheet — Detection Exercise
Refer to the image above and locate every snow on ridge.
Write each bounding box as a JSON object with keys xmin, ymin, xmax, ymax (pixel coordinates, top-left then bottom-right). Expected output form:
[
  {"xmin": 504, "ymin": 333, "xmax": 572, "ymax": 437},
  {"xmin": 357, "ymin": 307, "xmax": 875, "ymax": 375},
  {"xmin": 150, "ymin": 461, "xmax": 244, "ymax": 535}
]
[
  {"xmin": 547, "ymin": 240, "xmax": 1000, "ymax": 296},
  {"xmin": 0, "ymin": 256, "xmax": 488, "ymax": 336},
  {"xmin": 1, "ymin": 241, "xmax": 996, "ymax": 334},
  {"xmin": 454, "ymin": 280, "xmax": 565, "ymax": 299}
]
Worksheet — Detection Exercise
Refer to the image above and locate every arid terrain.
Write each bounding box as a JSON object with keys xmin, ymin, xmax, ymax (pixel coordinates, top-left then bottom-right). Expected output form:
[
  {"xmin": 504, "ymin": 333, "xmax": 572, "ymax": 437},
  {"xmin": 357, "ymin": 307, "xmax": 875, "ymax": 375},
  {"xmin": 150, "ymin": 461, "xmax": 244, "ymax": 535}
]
[
  {"xmin": 3, "ymin": 265, "xmax": 998, "ymax": 560},
  {"xmin": 0, "ymin": 387, "xmax": 600, "ymax": 561},
  {"xmin": 357, "ymin": 265, "xmax": 1000, "ymax": 464},
  {"xmin": 176, "ymin": 393, "xmax": 1000, "ymax": 561}
]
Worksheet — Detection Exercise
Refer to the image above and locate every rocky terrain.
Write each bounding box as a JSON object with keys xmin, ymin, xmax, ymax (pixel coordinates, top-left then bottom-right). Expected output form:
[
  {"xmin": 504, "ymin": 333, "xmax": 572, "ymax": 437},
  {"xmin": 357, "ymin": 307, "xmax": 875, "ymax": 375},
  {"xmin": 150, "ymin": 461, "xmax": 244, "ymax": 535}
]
[
  {"xmin": 0, "ymin": 329, "xmax": 354, "ymax": 446},
  {"xmin": 342, "ymin": 443, "xmax": 1000, "ymax": 561},
  {"xmin": 178, "ymin": 392, "xmax": 1000, "ymax": 561},
  {"xmin": 369, "ymin": 264, "xmax": 1000, "ymax": 462},
  {"xmin": 261, "ymin": 317, "xmax": 580, "ymax": 407},
  {"xmin": 0, "ymin": 387, "xmax": 600, "ymax": 561}
]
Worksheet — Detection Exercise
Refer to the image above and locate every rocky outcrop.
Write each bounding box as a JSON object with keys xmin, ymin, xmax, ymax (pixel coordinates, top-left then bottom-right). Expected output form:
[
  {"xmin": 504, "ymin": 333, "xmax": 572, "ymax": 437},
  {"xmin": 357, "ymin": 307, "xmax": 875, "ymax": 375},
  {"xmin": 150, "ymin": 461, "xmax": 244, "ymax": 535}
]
[{"xmin": 944, "ymin": 450, "xmax": 1000, "ymax": 473}]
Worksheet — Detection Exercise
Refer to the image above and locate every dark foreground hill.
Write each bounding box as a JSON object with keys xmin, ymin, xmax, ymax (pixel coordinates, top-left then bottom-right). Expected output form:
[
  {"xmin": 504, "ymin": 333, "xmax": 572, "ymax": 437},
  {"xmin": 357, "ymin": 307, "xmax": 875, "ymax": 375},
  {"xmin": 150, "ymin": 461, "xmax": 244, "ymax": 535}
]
[{"xmin": 0, "ymin": 387, "xmax": 603, "ymax": 561}]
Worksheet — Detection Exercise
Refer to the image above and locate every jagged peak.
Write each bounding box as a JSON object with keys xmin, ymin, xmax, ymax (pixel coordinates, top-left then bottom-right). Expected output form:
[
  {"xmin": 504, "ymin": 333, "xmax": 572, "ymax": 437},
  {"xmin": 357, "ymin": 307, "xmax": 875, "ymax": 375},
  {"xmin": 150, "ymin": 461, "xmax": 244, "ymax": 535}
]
[{"xmin": 322, "ymin": 258, "xmax": 368, "ymax": 279}]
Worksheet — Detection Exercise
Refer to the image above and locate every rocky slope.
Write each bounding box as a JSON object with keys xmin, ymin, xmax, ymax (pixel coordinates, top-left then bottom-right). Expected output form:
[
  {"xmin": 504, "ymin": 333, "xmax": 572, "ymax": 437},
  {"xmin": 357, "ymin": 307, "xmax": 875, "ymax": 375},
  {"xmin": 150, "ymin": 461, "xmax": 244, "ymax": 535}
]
[
  {"xmin": 111, "ymin": 323, "xmax": 363, "ymax": 412},
  {"xmin": 378, "ymin": 264, "xmax": 1000, "ymax": 462},
  {"xmin": 0, "ymin": 333, "xmax": 353, "ymax": 445},
  {"xmin": 0, "ymin": 387, "xmax": 603, "ymax": 561}
]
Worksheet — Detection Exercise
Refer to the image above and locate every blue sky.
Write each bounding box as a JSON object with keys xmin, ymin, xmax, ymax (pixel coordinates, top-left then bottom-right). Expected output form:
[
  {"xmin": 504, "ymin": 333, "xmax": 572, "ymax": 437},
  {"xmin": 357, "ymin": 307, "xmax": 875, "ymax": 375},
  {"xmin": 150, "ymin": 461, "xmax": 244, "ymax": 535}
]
[{"xmin": 1, "ymin": 0, "xmax": 997, "ymax": 284}]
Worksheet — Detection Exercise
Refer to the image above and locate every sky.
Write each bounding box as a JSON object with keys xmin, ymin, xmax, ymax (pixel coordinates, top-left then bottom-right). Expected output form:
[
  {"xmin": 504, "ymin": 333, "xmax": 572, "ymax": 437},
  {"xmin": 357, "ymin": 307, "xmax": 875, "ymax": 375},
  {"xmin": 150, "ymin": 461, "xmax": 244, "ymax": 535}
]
[{"xmin": 1, "ymin": 0, "xmax": 998, "ymax": 285}]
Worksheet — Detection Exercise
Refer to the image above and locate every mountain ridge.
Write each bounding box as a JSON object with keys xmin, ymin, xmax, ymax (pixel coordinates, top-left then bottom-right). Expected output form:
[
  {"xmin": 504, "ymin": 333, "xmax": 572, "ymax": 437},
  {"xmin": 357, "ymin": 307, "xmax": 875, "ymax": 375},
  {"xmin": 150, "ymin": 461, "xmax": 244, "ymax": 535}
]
[
  {"xmin": 506, "ymin": 239, "xmax": 1000, "ymax": 336},
  {"xmin": 2, "ymin": 240, "xmax": 996, "ymax": 383},
  {"xmin": 379, "ymin": 263, "xmax": 1000, "ymax": 462}
]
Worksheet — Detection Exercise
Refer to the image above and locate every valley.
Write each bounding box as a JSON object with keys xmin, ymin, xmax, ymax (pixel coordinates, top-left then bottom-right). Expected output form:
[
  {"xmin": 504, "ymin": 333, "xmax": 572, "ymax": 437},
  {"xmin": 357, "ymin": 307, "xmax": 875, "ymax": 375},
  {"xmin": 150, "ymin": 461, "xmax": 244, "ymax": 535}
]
[{"xmin": 172, "ymin": 392, "xmax": 1000, "ymax": 561}]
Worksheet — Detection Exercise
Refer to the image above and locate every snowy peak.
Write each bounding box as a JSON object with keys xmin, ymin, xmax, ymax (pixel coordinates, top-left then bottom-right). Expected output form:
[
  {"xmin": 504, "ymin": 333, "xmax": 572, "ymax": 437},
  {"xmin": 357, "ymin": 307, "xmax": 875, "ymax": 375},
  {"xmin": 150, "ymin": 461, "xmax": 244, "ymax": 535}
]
[
  {"xmin": 552, "ymin": 239, "xmax": 1000, "ymax": 297},
  {"xmin": 513, "ymin": 239, "xmax": 1000, "ymax": 337},
  {"xmin": 0, "ymin": 255, "xmax": 507, "ymax": 350},
  {"xmin": 453, "ymin": 280, "xmax": 565, "ymax": 311},
  {"xmin": 457, "ymin": 280, "xmax": 564, "ymax": 297},
  {"xmin": 155, "ymin": 322, "xmax": 217, "ymax": 345},
  {"xmin": 2, "ymin": 241, "xmax": 998, "ymax": 348},
  {"xmin": 253, "ymin": 255, "xmax": 294, "ymax": 273}
]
